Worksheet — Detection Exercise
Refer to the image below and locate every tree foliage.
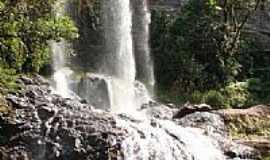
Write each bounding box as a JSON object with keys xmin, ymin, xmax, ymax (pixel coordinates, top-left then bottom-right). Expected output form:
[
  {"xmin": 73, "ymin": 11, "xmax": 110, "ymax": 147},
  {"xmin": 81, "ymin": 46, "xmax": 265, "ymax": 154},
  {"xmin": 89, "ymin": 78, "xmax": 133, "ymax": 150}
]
[
  {"xmin": 0, "ymin": 0, "xmax": 78, "ymax": 73},
  {"xmin": 151, "ymin": 0, "xmax": 268, "ymax": 107}
]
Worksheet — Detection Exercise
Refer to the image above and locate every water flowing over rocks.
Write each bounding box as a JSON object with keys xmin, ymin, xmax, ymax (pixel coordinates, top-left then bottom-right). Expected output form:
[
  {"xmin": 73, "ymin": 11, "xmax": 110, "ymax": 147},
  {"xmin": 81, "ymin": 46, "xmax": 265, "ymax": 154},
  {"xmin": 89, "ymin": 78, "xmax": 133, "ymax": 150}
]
[
  {"xmin": 175, "ymin": 112, "xmax": 260, "ymax": 159},
  {"xmin": 75, "ymin": 73, "xmax": 152, "ymax": 111},
  {"xmin": 0, "ymin": 76, "xmax": 262, "ymax": 160}
]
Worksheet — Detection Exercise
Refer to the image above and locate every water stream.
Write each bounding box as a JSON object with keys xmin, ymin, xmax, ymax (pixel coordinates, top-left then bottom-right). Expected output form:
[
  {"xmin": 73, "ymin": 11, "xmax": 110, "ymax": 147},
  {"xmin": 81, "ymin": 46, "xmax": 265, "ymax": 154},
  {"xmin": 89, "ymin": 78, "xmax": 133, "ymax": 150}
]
[
  {"xmin": 118, "ymin": 118, "xmax": 225, "ymax": 160},
  {"xmin": 51, "ymin": 0, "xmax": 73, "ymax": 98},
  {"xmin": 101, "ymin": 0, "xmax": 137, "ymax": 113}
]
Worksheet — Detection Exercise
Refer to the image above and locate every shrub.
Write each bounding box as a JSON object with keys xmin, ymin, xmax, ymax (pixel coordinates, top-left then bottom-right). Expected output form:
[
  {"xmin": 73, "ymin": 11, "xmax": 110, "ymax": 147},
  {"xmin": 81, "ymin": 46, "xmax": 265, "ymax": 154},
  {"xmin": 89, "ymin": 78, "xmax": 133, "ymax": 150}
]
[
  {"xmin": 156, "ymin": 86, "xmax": 187, "ymax": 105},
  {"xmin": 223, "ymin": 81, "xmax": 256, "ymax": 108},
  {"xmin": 203, "ymin": 90, "xmax": 227, "ymax": 109},
  {"xmin": 247, "ymin": 78, "xmax": 270, "ymax": 102},
  {"xmin": 0, "ymin": 66, "xmax": 18, "ymax": 93},
  {"xmin": 190, "ymin": 90, "xmax": 204, "ymax": 104}
]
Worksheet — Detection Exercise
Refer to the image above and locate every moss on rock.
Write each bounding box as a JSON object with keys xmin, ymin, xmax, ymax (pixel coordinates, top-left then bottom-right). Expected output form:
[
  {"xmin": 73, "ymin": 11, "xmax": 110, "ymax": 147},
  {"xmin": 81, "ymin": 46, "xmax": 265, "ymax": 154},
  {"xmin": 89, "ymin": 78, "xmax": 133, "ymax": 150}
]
[
  {"xmin": 227, "ymin": 115, "xmax": 270, "ymax": 139},
  {"xmin": 220, "ymin": 105, "xmax": 270, "ymax": 158},
  {"xmin": 0, "ymin": 95, "xmax": 9, "ymax": 114}
]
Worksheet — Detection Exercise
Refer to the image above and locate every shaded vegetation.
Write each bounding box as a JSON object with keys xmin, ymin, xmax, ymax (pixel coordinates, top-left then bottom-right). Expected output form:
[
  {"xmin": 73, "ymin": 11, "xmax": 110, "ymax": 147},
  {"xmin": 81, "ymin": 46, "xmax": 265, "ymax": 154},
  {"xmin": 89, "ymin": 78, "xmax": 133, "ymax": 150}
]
[
  {"xmin": 69, "ymin": 0, "xmax": 103, "ymax": 72},
  {"xmin": 0, "ymin": 0, "xmax": 78, "ymax": 92},
  {"xmin": 151, "ymin": 0, "xmax": 270, "ymax": 108}
]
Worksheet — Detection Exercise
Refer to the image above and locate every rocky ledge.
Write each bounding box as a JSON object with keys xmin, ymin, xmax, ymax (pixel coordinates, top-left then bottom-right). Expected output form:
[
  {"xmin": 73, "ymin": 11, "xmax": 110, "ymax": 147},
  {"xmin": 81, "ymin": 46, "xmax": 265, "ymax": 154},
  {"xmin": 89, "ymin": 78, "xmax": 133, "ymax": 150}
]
[
  {"xmin": 218, "ymin": 106, "xmax": 270, "ymax": 158},
  {"xmin": 0, "ymin": 75, "xmax": 265, "ymax": 160},
  {"xmin": 0, "ymin": 75, "xmax": 124, "ymax": 160}
]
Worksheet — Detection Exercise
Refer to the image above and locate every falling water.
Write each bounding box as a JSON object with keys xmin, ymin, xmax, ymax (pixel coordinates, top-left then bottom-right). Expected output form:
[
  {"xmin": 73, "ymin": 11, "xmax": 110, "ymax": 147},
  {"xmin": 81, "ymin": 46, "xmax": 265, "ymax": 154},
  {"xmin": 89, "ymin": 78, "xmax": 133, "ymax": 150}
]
[
  {"xmin": 102, "ymin": 0, "xmax": 137, "ymax": 112},
  {"xmin": 132, "ymin": 0, "xmax": 155, "ymax": 95},
  {"xmin": 101, "ymin": 0, "xmax": 227, "ymax": 159},
  {"xmin": 52, "ymin": 0, "xmax": 72, "ymax": 98},
  {"xmin": 100, "ymin": 1, "xmax": 226, "ymax": 159}
]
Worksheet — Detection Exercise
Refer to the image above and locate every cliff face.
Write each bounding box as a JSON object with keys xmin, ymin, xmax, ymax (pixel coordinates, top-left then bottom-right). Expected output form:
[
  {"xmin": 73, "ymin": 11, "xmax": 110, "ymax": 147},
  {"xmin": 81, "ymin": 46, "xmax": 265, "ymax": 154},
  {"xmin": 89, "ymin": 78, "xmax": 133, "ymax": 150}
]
[
  {"xmin": 247, "ymin": 1, "xmax": 270, "ymax": 50},
  {"xmin": 149, "ymin": 0, "xmax": 193, "ymax": 14},
  {"xmin": 149, "ymin": 0, "xmax": 183, "ymax": 9}
]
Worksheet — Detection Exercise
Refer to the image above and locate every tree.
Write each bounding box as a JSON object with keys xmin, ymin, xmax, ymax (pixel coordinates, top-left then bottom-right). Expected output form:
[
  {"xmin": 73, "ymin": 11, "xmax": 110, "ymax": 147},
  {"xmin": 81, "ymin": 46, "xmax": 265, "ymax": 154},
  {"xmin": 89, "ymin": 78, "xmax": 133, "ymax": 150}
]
[
  {"xmin": 151, "ymin": 0, "xmax": 264, "ymax": 99},
  {"xmin": 0, "ymin": 0, "xmax": 78, "ymax": 72}
]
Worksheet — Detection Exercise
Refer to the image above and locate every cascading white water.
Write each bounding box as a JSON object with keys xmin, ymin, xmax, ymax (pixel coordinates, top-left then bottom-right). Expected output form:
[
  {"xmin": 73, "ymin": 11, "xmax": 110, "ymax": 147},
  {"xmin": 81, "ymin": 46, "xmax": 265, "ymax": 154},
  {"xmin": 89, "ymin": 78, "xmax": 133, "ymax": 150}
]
[
  {"xmin": 51, "ymin": 0, "xmax": 72, "ymax": 98},
  {"xmin": 100, "ymin": 0, "xmax": 227, "ymax": 159},
  {"xmin": 102, "ymin": 0, "xmax": 137, "ymax": 112},
  {"xmin": 117, "ymin": 118, "xmax": 225, "ymax": 160},
  {"xmin": 132, "ymin": 0, "xmax": 155, "ymax": 95},
  {"xmin": 140, "ymin": 1, "xmax": 155, "ymax": 92},
  {"xmin": 52, "ymin": 42, "xmax": 73, "ymax": 98}
]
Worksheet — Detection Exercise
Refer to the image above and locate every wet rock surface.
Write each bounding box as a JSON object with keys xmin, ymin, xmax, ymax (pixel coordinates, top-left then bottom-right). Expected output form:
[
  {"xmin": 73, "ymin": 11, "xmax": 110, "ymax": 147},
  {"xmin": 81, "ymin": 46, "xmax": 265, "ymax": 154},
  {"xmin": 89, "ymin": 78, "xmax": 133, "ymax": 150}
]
[
  {"xmin": 173, "ymin": 103, "xmax": 212, "ymax": 119},
  {"xmin": 76, "ymin": 73, "xmax": 112, "ymax": 111},
  {"xmin": 138, "ymin": 102, "xmax": 261, "ymax": 159},
  {"xmin": 0, "ymin": 76, "xmax": 263, "ymax": 160},
  {"xmin": 173, "ymin": 107, "xmax": 261, "ymax": 159},
  {"xmin": 0, "ymin": 76, "xmax": 125, "ymax": 160}
]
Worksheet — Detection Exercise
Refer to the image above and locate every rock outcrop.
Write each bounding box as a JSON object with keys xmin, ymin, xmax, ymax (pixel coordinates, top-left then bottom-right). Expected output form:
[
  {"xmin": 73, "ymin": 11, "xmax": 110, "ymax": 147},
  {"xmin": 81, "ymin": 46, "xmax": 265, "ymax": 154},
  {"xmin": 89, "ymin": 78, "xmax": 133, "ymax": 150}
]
[
  {"xmin": 76, "ymin": 73, "xmax": 112, "ymax": 111},
  {"xmin": 0, "ymin": 75, "xmax": 263, "ymax": 160},
  {"xmin": 218, "ymin": 105, "xmax": 270, "ymax": 158},
  {"xmin": 0, "ymin": 75, "xmax": 124, "ymax": 160},
  {"xmin": 173, "ymin": 109, "xmax": 260, "ymax": 159},
  {"xmin": 173, "ymin": 103, "xmax": 212, "ymax": 119}
]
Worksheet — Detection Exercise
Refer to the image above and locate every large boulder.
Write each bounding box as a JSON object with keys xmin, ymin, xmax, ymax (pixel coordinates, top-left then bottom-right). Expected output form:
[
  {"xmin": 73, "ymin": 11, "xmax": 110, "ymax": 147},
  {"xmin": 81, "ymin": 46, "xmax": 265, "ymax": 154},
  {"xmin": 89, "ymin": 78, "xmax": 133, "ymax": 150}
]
[
  {"xmin": 75, "ymin": 73, "xmax": 152, "ymax": 111},
  {"xmin": 76, "ymin": 73, "xmax": 112, "ymax": 111}
]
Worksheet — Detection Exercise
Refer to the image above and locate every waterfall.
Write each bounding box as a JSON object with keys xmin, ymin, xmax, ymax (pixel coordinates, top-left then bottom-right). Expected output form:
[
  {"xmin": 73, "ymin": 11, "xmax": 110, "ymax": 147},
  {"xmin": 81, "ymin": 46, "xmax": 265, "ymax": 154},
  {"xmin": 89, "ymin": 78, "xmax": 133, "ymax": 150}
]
[
  {"xmin": 51, "ymin": 0, "xmax": 230, "ymax": 159},
  {"xmin": 100, "ymin": 1, "xmax": 225, "ymax": 159},
  {"xmin": 52, "ymin": 0, "xmax": 72, "ymax": 98},
  {"xmin": 102, "ymin": 0, "xmax": 137, "ymax": 112},
  {"xmin": 132, "ymin": 0, "xmax": 155, "ymax": 95}
]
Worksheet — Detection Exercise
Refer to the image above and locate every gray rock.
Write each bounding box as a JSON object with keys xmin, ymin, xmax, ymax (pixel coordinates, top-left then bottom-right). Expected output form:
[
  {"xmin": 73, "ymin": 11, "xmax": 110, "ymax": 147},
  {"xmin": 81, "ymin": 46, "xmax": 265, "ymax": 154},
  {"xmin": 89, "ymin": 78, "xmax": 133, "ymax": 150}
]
[
  {"xmin": 76, "ymin": 73, "xmax": 112, "ymax": 111},
  {"xmin": 140, "ymin": 102, "xmax": 178, "ymax": 120},
  {"xmin": 1, "ymin": 76, "xmax": 125, "ymax": 160},
  {"xmin": 18, "ymin": 76, "xmax": 34, "ymax": 85},
  {"xmin": 173, "ymin": 103, "xmax": 212, "ymax": 119},
  {"xmin": 0, "ymin": 75, "xmax": 261, "ymax": 160},
  {"xmin": 175, "ymin": 111, "xmax": 260, "ymax": 159}
]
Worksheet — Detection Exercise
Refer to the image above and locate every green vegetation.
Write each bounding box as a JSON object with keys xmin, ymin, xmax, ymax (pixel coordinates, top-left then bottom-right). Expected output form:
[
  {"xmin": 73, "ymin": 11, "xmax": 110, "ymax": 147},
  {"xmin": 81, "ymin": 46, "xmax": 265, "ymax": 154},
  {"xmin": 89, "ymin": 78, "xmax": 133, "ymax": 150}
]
[
  {"xmin": 70, "ymin": 0, "xmax": 103, "ymax": 71},
  {"xmin": 263, "ymin": 156, "xmax": 270, "ymax": 160},
  {"xmin": 152, "ymin": 0, "xmax": 269, "ymax": 108},
  {"xmin": 226, "ymin": 113, "xmax": 270, "ymax": 158},
  {"xmin": 0, "ymin": 0, "xmax": 78, "ymax": 92},
  {"xmin": 0, "ymin": 94, "xmax": 9, "ymax": 113},
  {"xmin": 0, "ymin": 67, "xmax": 18, "ymax": 93},
  {"xmin": 228, "ymin": 116, "xmax": 270, "ymax": 139},
  {"xmin": 187, "ymin": 80, "xmax": 263, "ymax": 108},
  {"xmin": 203, "ymin": 90, "xmax": 226, "ymax": 109}
]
